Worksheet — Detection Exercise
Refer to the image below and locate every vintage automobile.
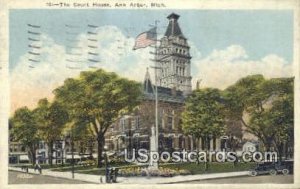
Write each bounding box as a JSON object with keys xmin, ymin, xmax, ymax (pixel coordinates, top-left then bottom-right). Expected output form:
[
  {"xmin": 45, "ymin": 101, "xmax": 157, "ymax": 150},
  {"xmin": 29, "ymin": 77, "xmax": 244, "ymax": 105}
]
[{"xmin": 250, "ymin": 160, "xmax": 293, "ymax": 176}]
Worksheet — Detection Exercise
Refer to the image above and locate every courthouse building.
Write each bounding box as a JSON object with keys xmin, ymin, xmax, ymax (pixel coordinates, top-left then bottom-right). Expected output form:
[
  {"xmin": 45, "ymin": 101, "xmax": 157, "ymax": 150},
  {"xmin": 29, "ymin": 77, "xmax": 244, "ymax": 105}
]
[
  {"xmin": 105, "ymin": 13, "xmax": 222, "ymax": 154},
  {"xmin": 9, "ymin": 13, "xmax": 224, "ymax": 165}
]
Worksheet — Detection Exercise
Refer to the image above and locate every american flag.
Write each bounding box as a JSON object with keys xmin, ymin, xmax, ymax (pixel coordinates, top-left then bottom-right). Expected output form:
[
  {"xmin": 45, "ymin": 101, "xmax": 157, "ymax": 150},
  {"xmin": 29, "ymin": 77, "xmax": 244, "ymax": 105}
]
[{"xmin": 133, "ymin": 27, "xmax": 157, "ymax": 50}]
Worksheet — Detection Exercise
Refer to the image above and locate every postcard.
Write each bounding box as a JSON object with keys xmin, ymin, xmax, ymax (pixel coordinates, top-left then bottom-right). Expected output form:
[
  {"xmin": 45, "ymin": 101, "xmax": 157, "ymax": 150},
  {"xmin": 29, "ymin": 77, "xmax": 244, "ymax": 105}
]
[{"xmin": 0, "ymin": 0, "xmax": 299, "ymax": 188}]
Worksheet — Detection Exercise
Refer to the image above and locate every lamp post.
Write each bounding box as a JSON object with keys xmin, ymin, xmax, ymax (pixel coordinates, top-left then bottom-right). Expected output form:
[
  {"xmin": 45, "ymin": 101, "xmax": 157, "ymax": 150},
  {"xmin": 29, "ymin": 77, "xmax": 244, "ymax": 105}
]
[
  {"xmin": 103, "ymin": 145, "xmax": 108, "ymax": 183},
  {"xmin": 71, "ymin": 130, "xmax": 75, "ymax": 179}
]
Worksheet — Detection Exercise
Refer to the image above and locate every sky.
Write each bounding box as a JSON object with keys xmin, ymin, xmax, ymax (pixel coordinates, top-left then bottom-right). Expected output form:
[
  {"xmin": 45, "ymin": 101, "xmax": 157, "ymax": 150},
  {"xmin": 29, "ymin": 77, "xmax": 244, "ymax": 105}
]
[{"xmin": 9, "ymin": 9, "xmax": 294, "ymax": 112}]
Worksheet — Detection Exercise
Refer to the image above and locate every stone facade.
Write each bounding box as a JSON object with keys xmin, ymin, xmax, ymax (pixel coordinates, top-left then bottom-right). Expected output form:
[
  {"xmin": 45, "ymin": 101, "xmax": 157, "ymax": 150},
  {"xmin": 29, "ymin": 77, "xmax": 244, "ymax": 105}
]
[
  {"xmin": 105, "ymin": 13, "xmax": 222, "ymax": 154},
  {"xmin": 156, "ymin": 13, "xmax": 192, "ymax": 96}
]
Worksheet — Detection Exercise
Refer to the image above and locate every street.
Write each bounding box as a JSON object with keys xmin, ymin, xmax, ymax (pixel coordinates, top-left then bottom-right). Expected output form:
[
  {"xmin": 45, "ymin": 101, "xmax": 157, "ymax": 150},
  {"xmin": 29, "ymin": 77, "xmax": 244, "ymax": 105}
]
[
  {"xmin": 185, "ymin": 175, "xmax": 293, "ymax": 184},
  {"xmin": 9, "ymin": 171, "xmax": 93, "ymax": 184}
]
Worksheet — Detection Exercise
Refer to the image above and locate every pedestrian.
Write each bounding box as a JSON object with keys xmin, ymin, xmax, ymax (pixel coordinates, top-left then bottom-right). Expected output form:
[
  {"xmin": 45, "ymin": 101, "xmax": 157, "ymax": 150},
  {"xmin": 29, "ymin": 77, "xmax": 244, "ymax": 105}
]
[
  {"xmin": 37, "ymin": 163, "xmax": 42, "ymax": 174},
  {"xmin": 34, "ymin": 163, "xmax": 38, "ymax": 172}
]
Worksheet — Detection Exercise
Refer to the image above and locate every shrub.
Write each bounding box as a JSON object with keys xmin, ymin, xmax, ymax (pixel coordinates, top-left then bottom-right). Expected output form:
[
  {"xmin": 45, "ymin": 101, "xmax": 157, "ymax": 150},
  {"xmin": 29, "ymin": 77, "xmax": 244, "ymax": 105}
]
[{"xmin": 118, "ymin": 166, "xmax": 191, "ymax": 177}]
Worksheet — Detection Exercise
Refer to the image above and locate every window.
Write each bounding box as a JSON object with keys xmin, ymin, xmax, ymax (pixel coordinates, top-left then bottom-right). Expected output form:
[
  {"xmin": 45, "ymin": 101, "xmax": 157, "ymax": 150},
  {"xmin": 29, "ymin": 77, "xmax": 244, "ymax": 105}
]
[
  {"xmin": 39, "ymin": 143, "xmax": 44, "ymax": 149},
  {"xmin": 55, "ymin": 142, "xmax": 62, "ymax": 149},
  {"xmin": 121, "ymin": 118, "xmax": 125, "ymax": 131},
  {"xmin": 167, "ymin": 116, "xmax": 173, "ymax": 130},
  {"xmin": 131, "ymin": 118, "xmax": 136, "ymax": 130}
]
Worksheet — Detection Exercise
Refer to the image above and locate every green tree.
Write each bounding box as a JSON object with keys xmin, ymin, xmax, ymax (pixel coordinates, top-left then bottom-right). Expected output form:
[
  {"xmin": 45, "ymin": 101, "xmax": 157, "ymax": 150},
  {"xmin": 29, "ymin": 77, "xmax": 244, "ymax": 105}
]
[
  {"xmin": 182, "ymin": 88, "xmax": 226, "ymax": 169},
  {"xmin": 68, "ymin": 119, "xmax": 96, "ymax": 159},
  {"xmin": 10, "ymin": 107, "xmax": 40, "ymax": 165},
  {"xmin": 247, "ymin": 78, "xmax": 293, "ymax": 159},
  {"xmin": 223, "ymin": 75, "xmax": 294, "ymax": 159},
  {"xmin": 224, "ymin": 120, "xmax": 243, "ymax": 152},
  {"xmin": 34, "ymin": 98, "xmax": 69, "ymax": 165},
  {"xmin": 54, "ymin": 69, "xmax": 142, "ymax": 167}
]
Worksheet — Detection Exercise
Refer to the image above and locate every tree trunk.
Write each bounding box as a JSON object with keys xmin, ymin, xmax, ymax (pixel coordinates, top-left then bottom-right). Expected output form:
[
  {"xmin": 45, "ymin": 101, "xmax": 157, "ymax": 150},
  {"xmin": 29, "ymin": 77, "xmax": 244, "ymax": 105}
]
[
  {"xmin": 48, "ymin": 141, "xmax": 53, "ymax": 166},
  {"xmin": 275, "ymin": 142, "xmax": 284, "ymax": 162},
  {"xmin": 97, "ymin": 134, "xmax": 105, "ymax": 168},
  {"xmin": 29, "ymin": 145, "xmax": 37, "ymax": 166},
  {"xmin": 196, "ymin": 137, "xmax": 200, "ymax": 165},
  {"xmin": 205, "ymin": 136, "xmax": 209, "ymax": 171},
  {"xmin": 88, "ymin": 139, "xmax": 94, "ymax": 159}
]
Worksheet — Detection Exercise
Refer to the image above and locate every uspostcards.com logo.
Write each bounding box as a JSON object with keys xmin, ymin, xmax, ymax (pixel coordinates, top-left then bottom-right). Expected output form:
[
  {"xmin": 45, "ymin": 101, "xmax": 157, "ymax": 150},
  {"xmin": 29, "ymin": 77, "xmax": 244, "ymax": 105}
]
[{"xmin": 123, "ymin": 149, "xmax": 278, "ymax": 164}]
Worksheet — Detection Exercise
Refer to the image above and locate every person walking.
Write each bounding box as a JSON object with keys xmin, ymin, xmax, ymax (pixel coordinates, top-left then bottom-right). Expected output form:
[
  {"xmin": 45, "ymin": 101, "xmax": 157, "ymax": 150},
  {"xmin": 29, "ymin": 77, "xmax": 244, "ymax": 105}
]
[{"xmin": 37, "ymin": 163, "xmax": 42, "ymax": 174}]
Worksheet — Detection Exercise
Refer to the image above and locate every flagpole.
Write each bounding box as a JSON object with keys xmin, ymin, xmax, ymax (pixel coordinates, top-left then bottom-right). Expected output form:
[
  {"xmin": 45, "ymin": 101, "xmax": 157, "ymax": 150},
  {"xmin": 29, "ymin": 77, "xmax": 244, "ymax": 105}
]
[
  {"xmin": 154, "ymin": 20, "xmax": 161, "ymax": 169},
  {"xmin": 149, "ymin": 20, "xmax": 160, "ymax": 169},
  {"xmin": 154, "ymin": 20, "xmax": 159, "ymax": 166},
  {"xmin": 132, "ymin": 20, "xmax": 160, "ymax": 169}
]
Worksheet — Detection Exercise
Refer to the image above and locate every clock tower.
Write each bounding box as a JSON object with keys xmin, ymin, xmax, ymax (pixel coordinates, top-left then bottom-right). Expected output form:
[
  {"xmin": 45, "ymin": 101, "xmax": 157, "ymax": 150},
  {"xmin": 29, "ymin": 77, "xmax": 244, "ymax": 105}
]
[{"xmin": 156, "ymin": 13, "xmax": 192, "ymax": 96}]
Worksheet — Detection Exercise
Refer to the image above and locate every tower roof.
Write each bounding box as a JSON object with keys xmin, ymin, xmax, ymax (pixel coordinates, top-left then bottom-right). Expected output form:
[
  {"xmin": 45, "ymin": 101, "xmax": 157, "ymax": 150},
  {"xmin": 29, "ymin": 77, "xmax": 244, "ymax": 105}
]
[
  {"xmin": 144, "ymin": 68, "xmax": 154, "ymax": 94},
  {"xmin": 167, "ymin": 13, "xmax": 180, "ymax": 20},
  {"xmin": 164, "ymin": 13, "xmax": 185, "ymax": 38},
  {"xmin": 142, "ymin": 68, "xmax": 185, "ymax": 103}
]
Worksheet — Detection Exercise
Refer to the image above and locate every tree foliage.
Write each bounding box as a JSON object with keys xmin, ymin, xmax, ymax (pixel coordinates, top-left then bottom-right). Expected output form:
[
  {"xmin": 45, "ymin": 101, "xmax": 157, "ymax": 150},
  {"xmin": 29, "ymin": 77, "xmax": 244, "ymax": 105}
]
[
  {"xmin": 53, "ymin": 69, "xmax": 142, "ymax": 167},
  {"xmin": 10, "ymin": 107, "xmax": 40, "ymax": 165},
  {"xmin": 34, "ymin": 98, "xmax": 69, "ymax": 165},
  {"xmin": 182, "ymin": 88, "xmax": 226, "ymax": 147},
  {"xmin": 223, "ymin": 75, "xmax": 294, "ymax": 158}
]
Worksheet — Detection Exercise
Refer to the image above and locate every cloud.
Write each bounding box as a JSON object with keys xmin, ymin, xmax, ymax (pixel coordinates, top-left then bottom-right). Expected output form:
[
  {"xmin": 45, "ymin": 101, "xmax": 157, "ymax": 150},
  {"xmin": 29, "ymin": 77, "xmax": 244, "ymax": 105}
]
[
  {"xmin": 11, "ymin": 26, "xmax": 152, "ymax": 113},
  {"xmin": 191, "ymin": 45, "xmax": 293, "ymax": 89},
  {"xmin": 11, "ymin": 29, "xmax": 293, "ymax": 113}
]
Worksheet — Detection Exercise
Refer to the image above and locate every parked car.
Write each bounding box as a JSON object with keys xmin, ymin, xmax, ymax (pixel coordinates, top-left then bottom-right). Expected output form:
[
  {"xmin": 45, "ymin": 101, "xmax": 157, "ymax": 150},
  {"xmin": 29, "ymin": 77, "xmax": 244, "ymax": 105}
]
[
  {"xmin": 275, "ymin": 160, "xmax": 294, "ymax": 175},
  {"xmin": 250, "ymin": 160, "xmax": 293, "ymax": 176}
]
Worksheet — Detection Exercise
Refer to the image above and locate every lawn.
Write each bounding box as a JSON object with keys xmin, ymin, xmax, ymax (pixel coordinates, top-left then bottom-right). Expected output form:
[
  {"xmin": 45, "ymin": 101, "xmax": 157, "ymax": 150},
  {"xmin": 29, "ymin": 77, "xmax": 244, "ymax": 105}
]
[
  {"xmin": 51, "ymin": 161, "xmax": 135, "ymax": 172},
  {"xmin": 14, "ymin": 161, "xmax": 255, "ymax": 175}
]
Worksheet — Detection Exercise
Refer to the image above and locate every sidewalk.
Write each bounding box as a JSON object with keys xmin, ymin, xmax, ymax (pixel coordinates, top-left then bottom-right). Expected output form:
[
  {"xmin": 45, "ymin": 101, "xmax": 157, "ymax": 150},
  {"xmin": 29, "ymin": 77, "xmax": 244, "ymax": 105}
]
[
  {"xmin": 9, "ymin": 166, "xmax": 101, "ymax": 184},
  {"xmin": 9, "ymin": 166, "xmax": 250, "ymax": 184}
]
